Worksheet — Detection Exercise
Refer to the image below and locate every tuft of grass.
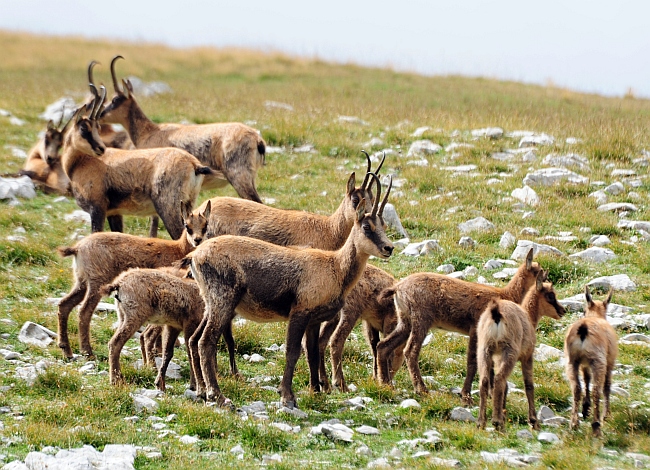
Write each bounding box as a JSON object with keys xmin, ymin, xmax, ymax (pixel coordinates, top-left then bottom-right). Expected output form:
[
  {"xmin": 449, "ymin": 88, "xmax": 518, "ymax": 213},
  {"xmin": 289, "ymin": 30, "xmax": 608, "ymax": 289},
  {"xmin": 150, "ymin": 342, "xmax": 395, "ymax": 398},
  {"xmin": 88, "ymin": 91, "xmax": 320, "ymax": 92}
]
[{"xmin": 536, "ymin": 255, "xmax": 589, "ymax": 286}]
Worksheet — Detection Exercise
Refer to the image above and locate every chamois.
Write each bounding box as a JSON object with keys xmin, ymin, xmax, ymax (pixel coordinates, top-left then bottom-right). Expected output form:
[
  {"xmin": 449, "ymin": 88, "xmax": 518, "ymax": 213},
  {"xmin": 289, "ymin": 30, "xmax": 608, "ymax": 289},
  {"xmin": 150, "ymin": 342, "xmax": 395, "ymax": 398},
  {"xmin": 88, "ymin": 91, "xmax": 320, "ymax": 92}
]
[
  {"xmin": 376, "ymin": 249, "xmax": 541, "ymax": 405},
  {"xmin": 477, "ymin": 271, "xmax": 565, "ymax": 431},
  {"xmin": 564, "ymin": 286, "xmax": 617, "ymax": 437},
  {"xmin": 19, "ymin": 120, "xmax": 70, "ymax": 195},
  {"xmin": 185, "ymin": 174, "xmax": 393, "ymax": 408},
  {"xmin": 61, "ymin": 87, "xmax": 222, "ymax": 238},
  {"xmin": 100, "ymin": 55, "xmax": 266, "ymax": 202},
  {"xmin": 101, "ymin": 267, "xmax": 205, "ymax": 391},
  {"xmin": 56, "ymin": 202, "xmax": 210, "ymax": 359},
  {"xmin": 317, "ymin": 264, "xmax": 400, "ymax": 392}
]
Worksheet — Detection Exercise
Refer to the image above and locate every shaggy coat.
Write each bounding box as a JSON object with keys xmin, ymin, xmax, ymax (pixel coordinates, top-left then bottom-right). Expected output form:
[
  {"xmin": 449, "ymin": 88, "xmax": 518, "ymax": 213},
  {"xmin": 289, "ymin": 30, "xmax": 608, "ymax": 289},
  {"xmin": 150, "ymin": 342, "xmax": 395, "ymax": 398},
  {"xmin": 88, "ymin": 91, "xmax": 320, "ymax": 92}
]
[
  {"xmin": 564, "ymin": 287, "xmax": 617, "ymax": 436},
  {"xmin": 100, "ymin": 56, "xmax": 265, "ymax": 202},
  {"xmin": 19, "ymin": 126, "xmax": 70, "ymax": 195},
  {"xmin": 376, "ymin": 249, "xmax": 541, "ymax": 405},
  {"xmin": 56, "ymin": 203, "xmax": 210, "ymax": 359},
  {"xmin": 477, "ymin": 272, "xmax": 566, "ymax": 431}
]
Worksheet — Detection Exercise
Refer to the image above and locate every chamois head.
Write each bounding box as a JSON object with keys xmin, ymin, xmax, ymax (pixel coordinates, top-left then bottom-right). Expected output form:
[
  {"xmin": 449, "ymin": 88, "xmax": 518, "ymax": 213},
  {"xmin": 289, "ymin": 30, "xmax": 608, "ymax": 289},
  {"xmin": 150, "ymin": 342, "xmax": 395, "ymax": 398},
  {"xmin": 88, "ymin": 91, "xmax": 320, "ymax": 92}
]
[
  {"xmin": 42, "ymin": 120, "xmax": 65, "ymax": 166},
  {"xmin": 533, "ymin": 271, "xmax": 566, "ymax": 320},
  {"xmin": 343, "ymin": 151, "xmax": 387, "ymax": 222},
  {"xmin": 584, "ymin": 285, "xmax": 612, "ymax": 319},
  {"xmin": 64, "ymin": 85, "xmax": 107, "ymax": 157},
  {"xmin": 99, "ymin": 55, "xmax": 135, "ymax": 123},
  {"xmin": 182, "ymin": 200, "xmax": 211, "ymax": 247},
  {"xmin": 353, "ymin": 173, "xmax": 394, "ymax": 259}
]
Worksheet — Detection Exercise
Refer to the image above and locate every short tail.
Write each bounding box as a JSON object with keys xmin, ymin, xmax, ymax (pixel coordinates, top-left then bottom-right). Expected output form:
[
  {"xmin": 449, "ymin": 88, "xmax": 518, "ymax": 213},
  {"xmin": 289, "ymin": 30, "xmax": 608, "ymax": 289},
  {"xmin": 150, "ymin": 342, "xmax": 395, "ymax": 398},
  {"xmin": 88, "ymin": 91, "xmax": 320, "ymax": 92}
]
[
  {"xmin": 179, "ymin": 255, "xmax": 193, "ymax": 270},
  {"xmin": 195, "ymin": 166, "xmax": 225, "ymax": 179},
  {"xmin": 488, "ymin": 301, "xmax": 502, "ymax": 325},
  {"xmin": 57, "ymin": 246, "xmax": 78, "ymax": 258},
  {"xmin": 100, "ymin": 282, "xmax": 119, "ymax": 299},
  {"xmin": 577, "ymin": 324, "xmax": 589, "ymax": 341},
  {"xmin": 377, "ymin": 287, "xmax": 396, "ymax": 306},
  {"xmin": 257, "ymin": 138, "xmax": 266, "ymax": 166}
]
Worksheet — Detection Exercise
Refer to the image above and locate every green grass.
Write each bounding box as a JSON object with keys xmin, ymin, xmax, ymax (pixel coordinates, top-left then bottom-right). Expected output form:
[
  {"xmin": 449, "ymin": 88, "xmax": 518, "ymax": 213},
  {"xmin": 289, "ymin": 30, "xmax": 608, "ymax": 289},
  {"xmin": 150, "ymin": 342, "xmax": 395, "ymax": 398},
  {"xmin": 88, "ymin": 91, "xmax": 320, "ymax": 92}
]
[{"xmin": 0, "ymin": 30, "xmax": 649, "ymax": 469}]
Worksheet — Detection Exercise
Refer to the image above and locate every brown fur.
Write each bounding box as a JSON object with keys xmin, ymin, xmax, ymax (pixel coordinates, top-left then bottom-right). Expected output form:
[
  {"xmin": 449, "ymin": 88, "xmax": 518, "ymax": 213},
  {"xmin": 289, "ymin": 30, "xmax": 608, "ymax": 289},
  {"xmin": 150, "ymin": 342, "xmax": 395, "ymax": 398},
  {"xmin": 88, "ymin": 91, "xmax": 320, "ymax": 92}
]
[
  {"xmin": 56, "ymin": 203, "xmax": 210, "ymax": 359},
  {"xmin": 477, "ymin": 272, "xmax": 565, "ymax": 431},
  {"xmin": 186, "ymin": 176, "xmax": 394, "ymax": 407},
  {"xmin": 61, "ymin": 92, "xmax": 223, "ymax": 239},
  {"xmin": 564, "ymin": 287, "xmax": 617, "ymax": 437},
  {"xmin": 376, "ymin": 249, "xmax": 541, "ymax": 405},
  {"xmin": 101, "ymin": 57, "xmax": 265, "ymax": 202}
]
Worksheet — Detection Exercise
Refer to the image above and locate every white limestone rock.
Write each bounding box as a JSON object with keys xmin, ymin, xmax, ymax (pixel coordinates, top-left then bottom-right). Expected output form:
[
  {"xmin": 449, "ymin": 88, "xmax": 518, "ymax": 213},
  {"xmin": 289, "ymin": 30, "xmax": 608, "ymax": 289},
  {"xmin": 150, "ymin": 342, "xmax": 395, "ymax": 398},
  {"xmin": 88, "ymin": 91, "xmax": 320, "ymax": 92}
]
[
  {"xmin": 407, "ymin": 140, "xmax": 442, "ymax": 157},
  {"xmin": 382, "ymin": 203, "xmax": 409, "ymax": 238},
  {"xmin": 523, "ymin": 168, "xmax": 588, "ymax": 186},
  {"xmin": 499, "ymin": 231, "xmax": 516, "ymax": 249},
  {"xmin": 458, "ymin": 216, "xmax": 494, "ymax": 233},
  {"xmin": 18, "ymin": 322, "xmax": 56, "ymax": 348},
  {"xmin": 542, "ymin": 153, "xmax": 589, "ymax": 170},
  {"xmin": 535, "ymin": 344, "xmax": 563, "ymax": 361},
  {"xmin": 449, "ymin": 407, "xmax": 476, "ymax": 422},
  {"xmin": 39, "ymin": 96, "xmax": 77, "ymax": 123},
  {"xmin": 0, "ymin": 176, "xmax": 36, "ymax": 200},
  {"xmin": 590, "ymin": 235, "xmax": 611, "ymax": 246},
  {"xmin": 401, "ymin": 240, "xmax": 443, "ymax": 257},
  {"xmin": 472, "ymin": 127, "xmax": 503, "ymax": 139},
  {"xmin": 511, "ymin": 185, "xmax": 539, "ymax": 206},
  {"xmin": 510, "ymin": 240, "xmax": 564, "ymax": 261},
  {"xmin": 437, "ymin": 264, "xmax": 455, "ymax": 274},
  {"xmin": 64, "ymin": 210, "xmax": 91, "ymax": 224},
  {"xmin": 264, "ymin": 100, "xmax": 293, "ymax": 111},
  {"xmin": 519, "ymin": 133, "xmax": 554, "ymax": 147},
  {"xmin": 459, "ymin": 236, "xmax": 476, "ymax": 248},
  {"xmin": 569, "ymin": 247, "xmax": 616, "ymax": 263},
  {"xmin": 604, "ymin": 182, "xmax": 625, "ymax": 195},
  {"xmin": 442, "ymin": 164, "xmax": 477, "ymax": 173},
  {"xmin": 412, "ymin": 126, "xmax": 430, "ymax": 137},
  {"xmin": 587, "ymin": 274, "xmax": 636, "ymax": 292},
  {"xmin": 399, "ymin": 399, "xmax": 421, "ymax": 409},
  {"xmin": 338, "ymin": 115, "xmax": 369, "ymax": 126},
  {"xmin": 538, "ymin": 432, "xmax": 560, "ymax": 443},
  {"xmin": 589, "ymin": 190, "xmax": 608, "ymax": 205}
]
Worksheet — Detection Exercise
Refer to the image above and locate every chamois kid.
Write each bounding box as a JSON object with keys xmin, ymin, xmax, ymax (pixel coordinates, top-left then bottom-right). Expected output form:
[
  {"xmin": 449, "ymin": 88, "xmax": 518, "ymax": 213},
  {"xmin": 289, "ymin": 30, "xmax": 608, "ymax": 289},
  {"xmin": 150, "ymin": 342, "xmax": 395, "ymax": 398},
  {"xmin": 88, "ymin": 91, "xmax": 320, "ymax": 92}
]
[
  {"xmin": 100, "ymin": 56, "xmax": 266, "ymax": 202},
  {"xmin": 477, "ymin": 271, "xmax": 565, "ymax": 431},
  {"xmin": 56, "ymin": 202, "xmax": 210, "ymax": 359},
  {"xmin": 564, "ymin": 286, "xmax": 617, "ymax": 436},
  {"xmin": 185, "ymin": 174, "xmax": 394, "ymax": 408},
  {"xmin": 376, "ymin": 249, "xmax": 541, "ymax": 405},
  {"xmin": 61, "ymin": 86, "xmax": 221, "ymax": 238}
]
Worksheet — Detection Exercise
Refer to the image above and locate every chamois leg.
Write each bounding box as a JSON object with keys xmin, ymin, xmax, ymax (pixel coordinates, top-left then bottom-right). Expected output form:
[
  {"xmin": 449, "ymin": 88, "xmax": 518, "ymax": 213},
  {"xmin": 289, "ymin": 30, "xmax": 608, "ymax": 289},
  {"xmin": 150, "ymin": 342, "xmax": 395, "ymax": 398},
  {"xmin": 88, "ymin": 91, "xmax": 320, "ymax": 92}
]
[
  {"xmin": 225, "ymin": 162, "xmax": 263, "ymax": 203},
  {"xmin": 222, "ymin": 321, "xmax": 240, "ymax": 377},
  {"xmin": 568, "ymin": 360, "xmax": 582, "ymax": 430},
  {"xmin": 77, "ymin": 287, "xmax": 103, "ymax": 357},
  {"xmin": 461, "ymin": 327, "xmax": 479, "ymax": 406},
  {"xmin": 329, "ymin": 310, "xmax": 362, "ymax": 392},
  {"xmin": 304, "ymin": 323, "xmax": 322, "ymax": 393},
  {"xmin": 108, "ymin": 317, "xmax": 143, "ymax": 385},
  {"xmin": 477, "ymin": 351, "xmax": 494, "ymax": 430},
  {"xmin": 148, "ymin": 216, "xmax": 159, "ymax": 238},
  {"xmin": 492, "ymin": 348, "xmax": 517, "ymax": 432},
  {"xmin": 155, "ymin": 326, "xmax": 181, "ymax": 392},
  {"xmin": 279, "ymin": 312, "xmax": 312, "ymax": 408},
  {"xmin": 362, "ymin": 321, "xmax": 381, "ymax": 380},
  {"xmin": 521, "ymin": 355, "xmax": 539, "ymax": 430},
  {"xmin": 603, "ymin": 365, "xmax": 613, "ymax": 420},
  {"xmin": 188, "ymin": 316, "xmax": 208, "ymax": 393},
  {"xmin": 140, "ymin": 325, "xmax": 163, "ymax": 366},
  {"xmin": 107, "ymin": 215, "xmax": 123, "ymax": 233},
  {"xmin": 582, "ymin": 366, "xmax": 592, "ymax": 419},
  {"xmin": 590, "ymin": 365, "xmax": 604, "ymax": 437},
  {"xmin": 89, "ymin": 206, "xmax": 107, "ymax": 233},
  {"xmin": 57, "ymin": 280, "xmax": 87, "ymax": 359},
  {"xmin": 153, "ymin": 200, "xmax": 184, "ymax": 241},
  {"xmin": 317, "ymin": 314, "xmax": 339, "ymax": 392},
  {"xmin": 183, "ymin": 317, "xmax": 203, "ymax": 390},
  {"xmin": 404, "ymin": 316, "xmax": 431, "ymax": 394},
  {"xmin": 376, "ymin": 320, "xmax": 410, "ymax": 385}
]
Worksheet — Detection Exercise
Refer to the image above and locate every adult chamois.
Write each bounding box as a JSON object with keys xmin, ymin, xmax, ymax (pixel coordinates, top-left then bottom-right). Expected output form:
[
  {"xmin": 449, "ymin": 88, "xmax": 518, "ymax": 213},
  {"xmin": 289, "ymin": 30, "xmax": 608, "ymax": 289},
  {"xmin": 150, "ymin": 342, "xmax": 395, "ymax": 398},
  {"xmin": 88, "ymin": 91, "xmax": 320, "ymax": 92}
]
[
  {"xmin": 376, "ymin": 249, "xmax": 541, "ymax": 405},
  {"xmin": 185, "ymin": 174, "xmax": 394, "ymax": 408},
  {"xmin": 100, "ymin": 55, "xmax": 266, "ymax": 202}
]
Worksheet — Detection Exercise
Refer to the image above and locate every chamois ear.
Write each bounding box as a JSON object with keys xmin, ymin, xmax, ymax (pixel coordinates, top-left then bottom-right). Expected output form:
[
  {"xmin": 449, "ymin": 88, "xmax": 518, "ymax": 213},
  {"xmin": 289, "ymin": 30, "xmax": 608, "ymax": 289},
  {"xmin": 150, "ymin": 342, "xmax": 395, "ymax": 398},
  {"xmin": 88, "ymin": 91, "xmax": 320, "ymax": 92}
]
[
  {"xmin": 604, "ymin": 287, "xmax": 613, "ymax": 307},
  {"xmin": 347, "ymin": 173, "xmax": 356, "ymax": 195},
  {"xmin": 125, "ymin": 79, "xmax": 134, "ymax": 94},
  {"xmin": 525, "ymin": 248, "xmax": 534, "ymax": 270},
  {"xmin": 122, "ymin": 79, "xmax": 131, "ymax": 99},
  {"xmin": 356, "ymin": 198, "xmax": 366, "ymax": 222},
  {"xmin": 536, "ymin": 270, "xmax": 545, "ymax": 291},
  {"xmin": 75, "ymin": 107, "xmax": 84, "ymax": 125},
  {"xmin": 47, "ymin": 120, "xmax": 55, "ymax": 131},
  {"xmin": 202, "ymin": 200, "xmax": 211, "ymax": 220},
  {"xmin": 180, "ymin": 201, "xmax": 190, "ymax": 221},
  {"xmin": 584, "ymin": 285, "xmax": 594, "ymax": 308}
]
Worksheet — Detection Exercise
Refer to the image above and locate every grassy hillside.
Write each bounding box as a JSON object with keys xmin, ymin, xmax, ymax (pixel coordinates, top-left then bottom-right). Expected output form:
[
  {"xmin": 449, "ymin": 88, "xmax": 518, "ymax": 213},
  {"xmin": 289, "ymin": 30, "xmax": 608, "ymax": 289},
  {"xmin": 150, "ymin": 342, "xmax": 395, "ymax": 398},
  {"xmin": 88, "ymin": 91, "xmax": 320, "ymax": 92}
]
[{"xmin": 1, "ymin": 31, "xmax": 650, "ymax": 469}]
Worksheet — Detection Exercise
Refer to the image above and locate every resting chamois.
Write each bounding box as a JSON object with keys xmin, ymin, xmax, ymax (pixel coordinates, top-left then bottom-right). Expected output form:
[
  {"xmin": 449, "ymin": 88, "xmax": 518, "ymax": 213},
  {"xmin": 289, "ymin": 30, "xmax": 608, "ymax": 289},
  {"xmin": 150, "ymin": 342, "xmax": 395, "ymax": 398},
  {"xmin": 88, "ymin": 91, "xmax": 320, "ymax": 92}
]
[
  {"xmin": 477, "ymin": 271, "xmax": 565, "ymax": 431},
  {"xmin": 56, "ymin": 202, "xmax": 210, "ymax": 358},
  {"xmin": 19, "ymin": 119, "xmax": 70, "ymax": 195},
  {"xmin": 61, "ymin": 86, "xmax": 222, "ymax": 239},
  {"xmin": 185, "ymin": 174, "xmax": 394, "ymax": 408},
  {"xmin": 100, "ymin": 55, "xmax": 266, "ymax": 202},
  {"xmin": 564, "ymin": 286, "xmax": 617, "ymax": 437},
  {"xmin": 376, "ymin": 249, "xmax": 541, "ymax": 405}
]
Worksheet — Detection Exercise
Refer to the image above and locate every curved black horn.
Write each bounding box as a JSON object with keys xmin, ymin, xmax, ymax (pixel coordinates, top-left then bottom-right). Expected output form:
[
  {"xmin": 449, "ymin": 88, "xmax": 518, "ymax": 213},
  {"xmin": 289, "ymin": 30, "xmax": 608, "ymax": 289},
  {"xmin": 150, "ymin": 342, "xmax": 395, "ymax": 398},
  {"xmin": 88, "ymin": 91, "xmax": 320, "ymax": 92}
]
[
  {"xmin": 91, "ymin": 85, "xmax": 107, "ymax": 121},
  {"xmin": 360, "ymin": 150, "xmax": 373, "ymax": 190},
  {"xmin": 110, "ymin": 55, "xmax": 124, "ymax": 93},
  {"xmin": 57, "ymin": 104, "xmax": 66, "ymax": 128},
  {"xmin": 62, "ymin": 105, "xmax": 83, "ymax": 134},
  {"xmin": 379, "ymin": 175, "xmax": 392, "ymax": 217},
  {"xmin": 374, "ymin": 151, "xmax": 386, "ymax": 176},
  {"xmin": 88, "ymin": 60, "xmax": 100, "ymax": 86},
  {"xmin": 368, "ymin": 172, "xmax": 381, "ymax": 218}
]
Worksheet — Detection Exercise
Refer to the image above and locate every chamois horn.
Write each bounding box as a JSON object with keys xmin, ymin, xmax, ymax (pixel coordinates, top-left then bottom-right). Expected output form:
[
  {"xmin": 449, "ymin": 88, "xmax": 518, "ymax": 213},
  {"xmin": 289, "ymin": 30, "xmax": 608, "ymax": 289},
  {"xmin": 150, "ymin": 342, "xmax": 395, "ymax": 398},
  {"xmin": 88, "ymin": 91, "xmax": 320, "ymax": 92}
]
[
  {"xmin": 87, "ymin": 60, "xmax": 100, "ymax": 87},
  {"xmin": 360, "ymin": 150, "xmax": 373, "ymax": 191},
  {"xmin": 368, "ymin": 172, "xmax": 381, "ymax": 218},
  {"xmin": 378, "ymin": 174, "xmax": 392, "ymax": 217},
  {"xmin": 110, "ymin": 55, "xmax": 124, "ymax": 94},
  {"xmin": 90, "ymin": 85, "xmax": 107, "ymax": 121}
]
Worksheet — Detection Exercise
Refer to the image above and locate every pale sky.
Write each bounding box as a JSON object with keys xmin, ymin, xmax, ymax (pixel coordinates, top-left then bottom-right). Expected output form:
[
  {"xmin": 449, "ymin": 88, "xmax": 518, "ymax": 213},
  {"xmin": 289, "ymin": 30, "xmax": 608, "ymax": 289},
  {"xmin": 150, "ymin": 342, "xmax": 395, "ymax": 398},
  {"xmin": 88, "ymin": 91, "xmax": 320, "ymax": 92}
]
[{"xmin": 3, "ymin": 0, "xmax": 649, "ymax": 97}]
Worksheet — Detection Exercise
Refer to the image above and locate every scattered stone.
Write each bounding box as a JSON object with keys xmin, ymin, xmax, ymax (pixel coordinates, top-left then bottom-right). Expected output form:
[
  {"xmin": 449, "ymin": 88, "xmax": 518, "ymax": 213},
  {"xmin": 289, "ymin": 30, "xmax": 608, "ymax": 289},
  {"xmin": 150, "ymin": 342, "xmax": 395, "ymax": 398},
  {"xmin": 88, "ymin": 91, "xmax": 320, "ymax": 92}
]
[
  {"xmin": 542, "ymin": 153, "xmax": 589, "ymax": 170},
  {"xmin": 523, "ymin": 168, "xmax": 588, "ymax": 186},
  {"xmin": 538, "ymin": 432, "xmax": 560, "ymax": 443},
  {"xmin": 569, "ymin": 247, "xmax": 616, "ymax": 263},
  {"xmin": 544, "ymin": 416, "xmax": 570, "ymax": 426},
  {"xmin": 321, "ymin": 424, "xmax": 354, "ymax": 442},
  {"xmin": 621, "ymin": 333, "xmax": 650, "ymax": 344},
  {"xmin": 519, "ymin": 133, "xmax": 554, "ymax": 147},
  {"xmin": 604, "ymin": 182, "xmax": 625, "ymax": 195},
  {"xmin": 393, "ymin": 238, "xmax": 409, "ymax": 250},
  {"xmin": 248, "ymin": 353, "xmax": 265, "ymax": 363},
  {"xmin": 619, "ymin": 220, "xmax": 650, "ymax": 233},
  {"xmin": 356, "ymin": 425, "xmax": 380, "ymax": 435},
  {"xmin": 500, "ymin": 231, "xmax": 516, "ymax": 249},
  {"xmin": 363, "ymin": 137, "xmax": 384, "ymax": 148},
  {"xmin": 338, "ymin": 115, "xmax": 369, "ymax": 126},
  {"xmin": 382, "ymin": 203, "xmax": 409, "ymax": 238},
  {"xmin": 587, "ymin": 274, "xmax": 636, "ymax": 292},
  {"xmin": 510, "ymin": 240, "xmax": 564, "ymax": 260},
  {"xmin": 412, "ymin": 126, "xmax": 430, "ymax": 137},
  {"xmin": 612, "ymin": 169, "xmax": 636, "ymax": 177},
  {"xmin": 400, "ymin": 240, "xmax": 442, "ymax": 257},
  {"xmin": 511, "ymin": 186, "xmax": 539, "ymax": 206},
  {"xmin": 153, "ymin": 357, "xmax": 181, "ymax": 379},
  {"xmin": 124, "ymin": 76, "xmax": 171, "ymax": 97},
  {"xmin": 13, "ymin": 444, "xmax": 137, "ymax": 470},
  {"xmin": 484, "ymin": 259, "xmax": 504, "ymax": 270},
  {"xmin": 449, "ymin": 407, "xmax": 476, "ymax": 422},
  {"xmin": 132, "ymin": 394, "xmax": 159, "ymax": 413},
  {"xmin": 18, "ymin": 322, "xmax": 56, "ymax": 348},
  {"xmin": 590, "ymin": 235, "xmax": 611, "ymax": 246},
  {"xmin": 445, "ymin": 142, "xmax": 474, "ymax": 152},
  {"xmin": 442, "ymin": 164, "xmax": 477, "ymax": 173},
  {"xmin": 520, "ymin": 227, "xmax": 539, "ymax": 236},
  {"xmin": 458, "ymin": 216, "xmax": 494, "ymax": 233},
  {"xmin": 293, "ymin": 144, "xmax": 314, "ymax": 153},
  {"xmin": 535, "ymin": 344, "xmax": 563, "ymax": 361},
  {"xmin": 598, "ymin": 202, "xmax": 638, "ymax": 213},
  {"xmin": 264, "ymin": 100, "xmax": 293, "ymax": 111},
  {"xmin": 15, "ymin": 361, "xmax": 50, "ymax": 386},
  {"xmin": 78, "ymin": 362, "xmax": 96, "ymax": 375},
  {"xmin": 270, "ymin": 422, "xmax": 300, "ymax": 433},
  {"xmin": 356, "ymin": 444, "xmax": 372, "ymax": 456},
  {"xmin": 399, "ymin": 399, "xmax": 421, "ymax": 409},
  {"xmin": 262, "ymin": 453, "xmax": 283, "ymax": 464},
  {"xmin": 64, "ymin": 210, "xmax": 91, "ymax": 224},
  {"xmin": 407, "ymin": 140, "xmax": 442, "ymax": 157},
  {"xmin": 493, "ymin": 268, "xmax": 519, "ymax": 280},
  {"xmin": 0, "ymin": 349, "xmax": 21, "ymax": 360},
  {"xmin": 0, "ymin": 176, "xmax": 36, "ymax": 200},
  {"xmin": 39, "ymin": 96, "xmax": 77, "ymax": 123},
  {"xmin": 610, "ymin": 386, "xmax": 630, "ymax": 397},
  {"xmin": 429, "ymin": 457, "xmax": 461, "ymax": 467},
  {"xmin": 516, "ymin": 429, "xmax": 533, "ymax": 440},
  {"xmin": 472, "ymin": 127, "xmax": 503, "ymax": 139},
  {"xmin": 458, "ymin": 236, "xmax": 476, "ymax": 248},
  {"xmin": 589, "ymin": 190, "xmax": 608, "ymax": 205},
  {"xmin": 437, "ymin": 264, "xmax": 455, "ymax": 274},
  {"xmin": 367, "ymin": 457, "xmax": 390, "ymax": 468}
]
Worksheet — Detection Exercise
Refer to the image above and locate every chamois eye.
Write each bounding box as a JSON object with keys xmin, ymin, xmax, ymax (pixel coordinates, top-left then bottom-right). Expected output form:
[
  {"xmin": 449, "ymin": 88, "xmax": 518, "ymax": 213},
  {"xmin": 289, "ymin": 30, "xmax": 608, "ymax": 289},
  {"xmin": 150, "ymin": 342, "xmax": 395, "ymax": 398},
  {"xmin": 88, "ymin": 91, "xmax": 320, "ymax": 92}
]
[
  {"xmin": 363, "ymin": 224, "xmax": 372, "ymax": 233},
  {"xmin": 352, "ymin": 196, "xmax": 359, "ymax": 205}
]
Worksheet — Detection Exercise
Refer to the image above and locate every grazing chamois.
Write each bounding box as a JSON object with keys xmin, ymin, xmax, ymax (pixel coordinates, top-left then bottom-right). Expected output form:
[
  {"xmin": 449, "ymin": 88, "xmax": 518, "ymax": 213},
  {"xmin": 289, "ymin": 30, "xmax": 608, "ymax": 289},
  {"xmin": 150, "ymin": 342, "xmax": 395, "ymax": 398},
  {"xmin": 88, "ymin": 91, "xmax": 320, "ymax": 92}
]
[
  {"xmin": 317, "ymin": 264, "xmax": 400, "ymax": 392},
  {"xmin": 564, "ymin": 286, "xmax": 617, "ymax": 437},
  {"xmin": 477, "ymin": 271, "xmax": 565, "ymax": 431},
  {"xmin": 185, "ymin": 174, "xmax": 394, "ymax": 408},
  {"xmin": 100, "ymin": 55, "xmax": 266, "ymax": 202},
  {"xmin": 61, "ymin": 86, "xmax": 222, "ymax": 238},
  {"xmin": 376, "ymin": 249, "xmax": 541, "ymax": 405},
  {"xmin": 56, "ymin": 202, "xmax": 210, "ymax": 359}
]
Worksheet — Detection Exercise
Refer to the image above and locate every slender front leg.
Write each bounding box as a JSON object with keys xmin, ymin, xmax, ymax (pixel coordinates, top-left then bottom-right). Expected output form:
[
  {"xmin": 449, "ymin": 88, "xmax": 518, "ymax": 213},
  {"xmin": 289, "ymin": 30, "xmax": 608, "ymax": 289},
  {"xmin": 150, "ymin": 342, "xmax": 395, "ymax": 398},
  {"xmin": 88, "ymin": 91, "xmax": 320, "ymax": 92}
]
[
  {"xmin": 376, "ymin": 320, "xmax": 410, "ymax": 385},
  {"xmin": 108, "ymin": 320, "xmax": 142, "ymax": 385},
  {"xmin": 461, "ymin": 327, "xmax": 478, "ymax": 406},
  {"xmin": 57, "ymin": 280, "xmax": 87, "ymax": 359},
  {"xmin": 278, "ymin": 312, "xmax": 311, "ymax": 408},
  {"xmin": 107, "ymin": 215, "xmax": 124, "ymax": 233},
  {"xmin": 304, "ymin": 323, "xmax": 322, "ymax": 393},
  {"xmin": 222, "ymin": 321, "xmax": 240, "ymax": 377},
  {"xmin": 568, "ymin": 360, "xmax": 582, "ymax": 430},
  {"xmin": 329, "ymin": 311, "xmax": 361, "ymax": 392},
  {"xmin": 318, "ymin": 315, "xmax": 339, "ymax": 392},
  {"xmin": 404, "ymin": 316, "xmax": 430, "ymax": 394},
  {"xmin": 188, "ymin": 316, "xmax": 208, "ymax": 394},
  {"xmin": 521, "ymin": 355, "xmax": 538, "ymax": 430},
  {"xmin": 155, "ymin": 326, "xmax": 181, "ymax": 392}
]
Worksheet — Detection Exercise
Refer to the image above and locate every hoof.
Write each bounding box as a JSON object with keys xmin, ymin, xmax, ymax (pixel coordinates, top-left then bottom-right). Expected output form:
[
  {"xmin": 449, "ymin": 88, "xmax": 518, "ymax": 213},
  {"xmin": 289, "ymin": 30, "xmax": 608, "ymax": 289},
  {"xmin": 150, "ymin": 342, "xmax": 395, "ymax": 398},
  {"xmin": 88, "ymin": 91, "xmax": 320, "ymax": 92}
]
[
  {"xmin": 591, "ymin": 422, "xmax": 602, "ymax": 437},
  {"xmin": 282, "ymin": 399, "xmax": 297, "ymax": 409},
  {"xmin": 461, "ymin": 395, "xmax": 474, "ymax": 407}
]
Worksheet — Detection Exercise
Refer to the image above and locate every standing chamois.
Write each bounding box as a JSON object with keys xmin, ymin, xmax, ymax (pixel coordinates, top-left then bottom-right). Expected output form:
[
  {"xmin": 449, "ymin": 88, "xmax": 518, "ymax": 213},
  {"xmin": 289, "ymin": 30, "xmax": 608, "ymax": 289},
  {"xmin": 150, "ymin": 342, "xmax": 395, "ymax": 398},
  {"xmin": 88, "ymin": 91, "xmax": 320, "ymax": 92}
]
[
  {"xmin": 564, "ymin": 286, "xmax": 617, "ymax": 437},
  {"xmin": 376, "ymin": 249, "xmax": 541, "ymax": 405},
  {"xmin": 61, "ymin": 86, "xmax": 222, "ymax": 239},
  {"xmin": 56, "ymin": 202, "xmax": 210, "ymax": 359},
  {"xmin": 477, "ymin": 271, "xmax": 566, "ymax": 431},
  {"xmin": 185, "ymin": 174, "xmax": 393, "ymax": 408},
  {"xmin": 100, "ymin": 55, "xmax": 266, "ymax": 202}
]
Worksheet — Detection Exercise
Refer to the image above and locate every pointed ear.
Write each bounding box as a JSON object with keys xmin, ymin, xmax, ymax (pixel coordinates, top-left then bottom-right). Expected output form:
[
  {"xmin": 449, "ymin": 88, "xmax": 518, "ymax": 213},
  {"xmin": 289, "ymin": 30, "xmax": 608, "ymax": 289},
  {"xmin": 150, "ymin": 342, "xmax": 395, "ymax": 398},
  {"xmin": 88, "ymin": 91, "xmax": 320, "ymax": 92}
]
[
  {"xmin": 180, "ymin": 201, "xmax": 189, "ymax": 221},
  {"xmin": 202, "ymin": 200, "xmax": 211, "ymax": 220},
  {"xmin": 584, "ymin": 285, "xmax": 594, "ymax": 308},
  {"xmin": 356, "ymin": 198, "xmax": 366, "ymax": 222},
  {"xmin": 536, "ymin": 271, "xmax": 544, "ymax": 292},
  {"xmin": 75, "ymin": 109, "xmax": 84, "ymax": 124},
  {"xmin": 125, "ymin": 79, "xmax": 134, "ymax": 93},
  {"xmin": 122, "ymin": 79, "xmax": 131, "ymax": 99},
  {"xmin": 47, "ymin": 120, "xmax": 55, "ymax": 131},
  {"xmin": 347, "ymin": 173, "xmax": 356, "ymax": 195},
  {"xmin": 604, "ymin": 287, "xmax": 613, "ymax": 307},
  {"xmin": 540, "ymin": 269, "xmax": 548, "ymax": 282},
  {"xmin": 526, "ymin": 248, "xmax": 533, "ymax": 270}
]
